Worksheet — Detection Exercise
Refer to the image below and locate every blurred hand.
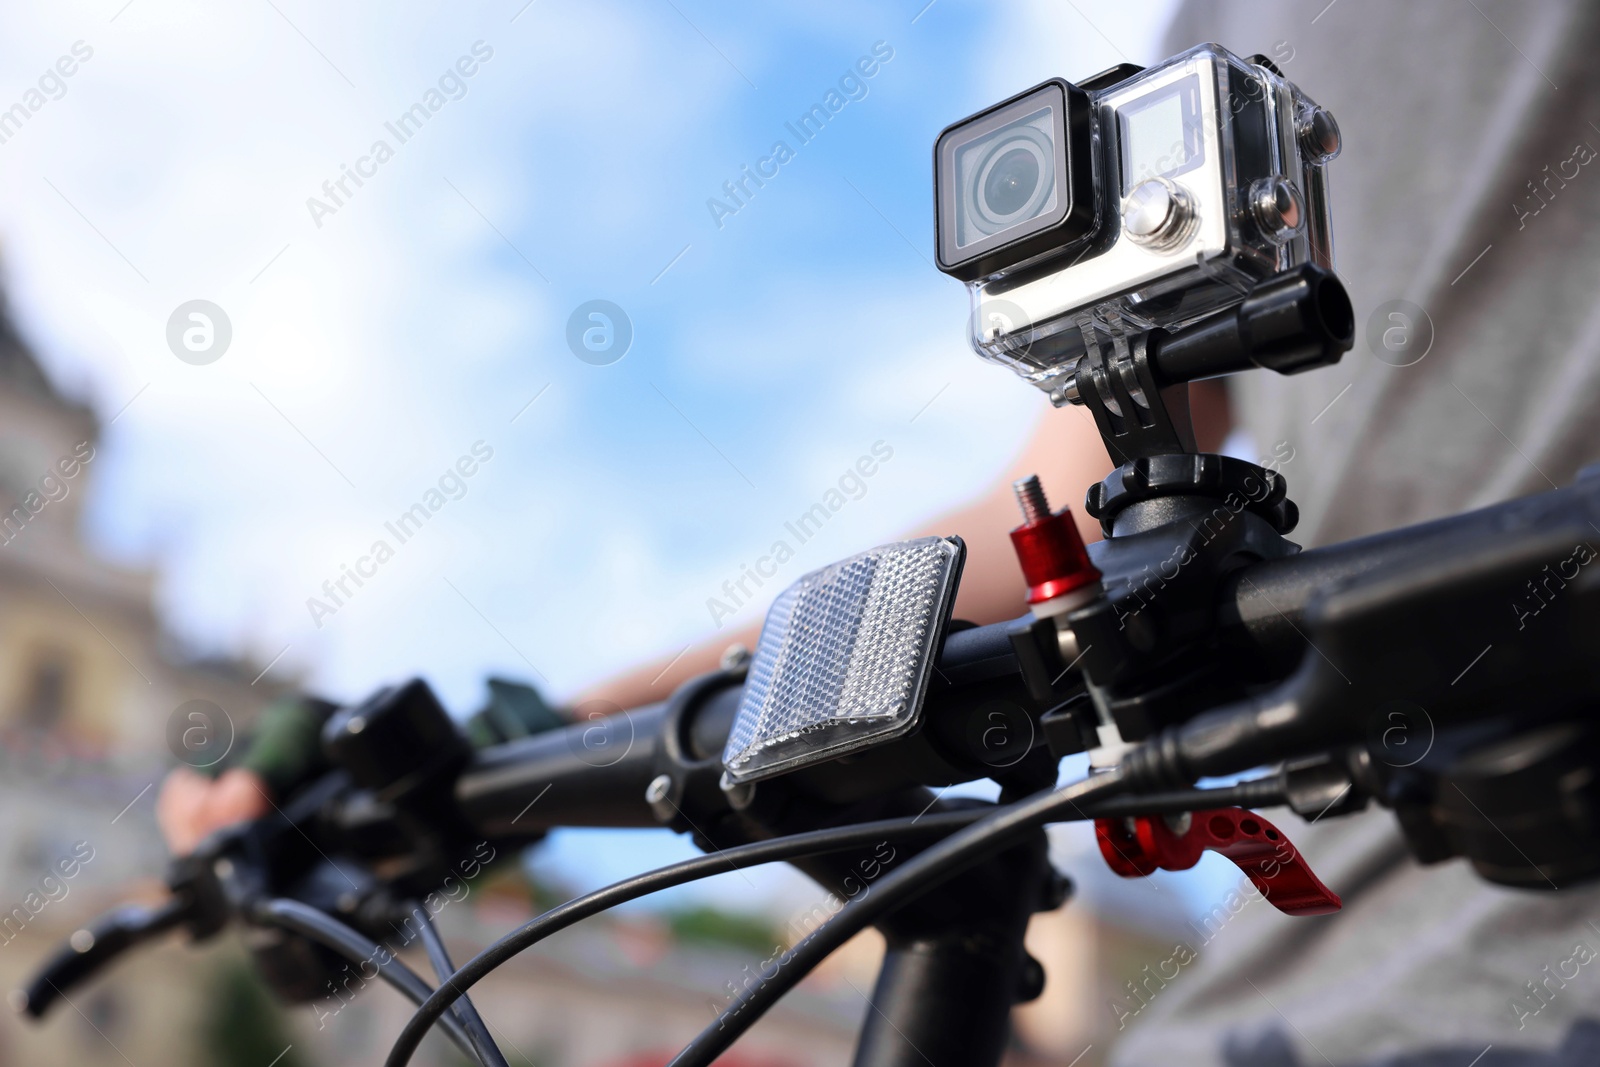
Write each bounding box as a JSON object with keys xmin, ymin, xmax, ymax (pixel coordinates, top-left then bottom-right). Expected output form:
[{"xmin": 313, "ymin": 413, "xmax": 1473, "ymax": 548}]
[{"xmin": 156, "ymin": 766, "xmax": 274, "ymax": 856}]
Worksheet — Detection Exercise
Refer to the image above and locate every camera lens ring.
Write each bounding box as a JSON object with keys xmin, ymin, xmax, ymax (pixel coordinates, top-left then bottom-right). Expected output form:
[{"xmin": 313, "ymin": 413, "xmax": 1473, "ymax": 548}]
[{"xmin": 965, "ymin": 124, "xmax": 1055, "ymax": 236}]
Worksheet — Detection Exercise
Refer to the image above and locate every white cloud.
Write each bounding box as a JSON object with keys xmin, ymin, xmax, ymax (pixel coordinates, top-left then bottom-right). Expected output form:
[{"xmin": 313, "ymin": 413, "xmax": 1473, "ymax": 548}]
[{"xmin": 0, "ymin": 1, "xmax": 1176, "ymax": 715}]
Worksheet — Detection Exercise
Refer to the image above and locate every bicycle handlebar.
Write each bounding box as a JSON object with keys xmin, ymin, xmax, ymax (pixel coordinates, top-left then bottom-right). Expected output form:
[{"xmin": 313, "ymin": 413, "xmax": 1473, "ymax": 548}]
[{"xmin": 452, "ymin": 480, "xmax": 1568, "ymax": 836}]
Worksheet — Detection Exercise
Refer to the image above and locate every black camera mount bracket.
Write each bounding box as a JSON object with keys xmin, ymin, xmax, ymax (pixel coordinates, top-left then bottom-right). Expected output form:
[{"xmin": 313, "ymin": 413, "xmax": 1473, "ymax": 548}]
[
  {"xmin": 1014, "ymin": 265, "xmax": 1355, "ymax": 739},
  {"xmin": 1064, "ymin": 263, "xmax": 1354, "ymax": 531}
]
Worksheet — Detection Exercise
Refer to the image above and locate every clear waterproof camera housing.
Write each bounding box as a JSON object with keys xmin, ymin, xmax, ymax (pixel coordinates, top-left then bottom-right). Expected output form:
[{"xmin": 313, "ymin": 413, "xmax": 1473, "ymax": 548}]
[{"xmin": 934, "ymin": 44, "xmax": 1340, "ymax": 404}]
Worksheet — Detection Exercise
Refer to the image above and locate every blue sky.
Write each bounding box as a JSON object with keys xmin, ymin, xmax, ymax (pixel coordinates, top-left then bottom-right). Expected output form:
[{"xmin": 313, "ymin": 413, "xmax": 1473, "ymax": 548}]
[{"xmin": 0, "ymin": 0, "xmax": 1196, "ymax": 911}]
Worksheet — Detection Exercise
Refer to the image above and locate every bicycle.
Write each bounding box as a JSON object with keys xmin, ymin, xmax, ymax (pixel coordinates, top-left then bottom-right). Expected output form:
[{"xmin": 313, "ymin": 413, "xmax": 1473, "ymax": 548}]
[{"xmin": 20, "ymin": 44, "xmax": 1600, "ymax": 1067}]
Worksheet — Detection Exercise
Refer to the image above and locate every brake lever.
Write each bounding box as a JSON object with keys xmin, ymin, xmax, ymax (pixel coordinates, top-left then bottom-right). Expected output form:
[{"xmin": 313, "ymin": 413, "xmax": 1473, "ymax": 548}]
[
  {"xmin": 16, "ymin": 833, "xmax": 238, "ymax": 1019},
  {"xmin": 13, "ymin": 898, "xmax": 191, "ymax": 1019},
  {"xmin": 1096, "ymin": 806, "xmax": 1341, "ymax": 915},
  {"xmin": 17, "ymin": 769, "xmax": 355, "ymax": 1021}
]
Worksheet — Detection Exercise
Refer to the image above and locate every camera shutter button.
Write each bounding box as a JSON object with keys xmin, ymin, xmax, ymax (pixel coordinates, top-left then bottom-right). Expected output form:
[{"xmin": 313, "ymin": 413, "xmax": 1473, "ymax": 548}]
[
  {"xmin": 1297, "ymin": 106, "xmax": 1341, "ymax": 164},
  {"xmin": 1249, "ymin": 176, "xmax": 1305, "ymax": 244},
  {"xmin": 1123, "ymin": 178, "xmax": 1194, "ymax": 250}
]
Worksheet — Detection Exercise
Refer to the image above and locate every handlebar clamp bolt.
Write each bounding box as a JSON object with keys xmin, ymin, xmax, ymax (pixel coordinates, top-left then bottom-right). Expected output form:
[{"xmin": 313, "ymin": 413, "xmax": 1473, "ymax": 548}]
[
  {"xmin": 646, "ymin": 774, "xmax": 677, "ymax": 823},
  {"xmin": 1041, "ymin": 868, "xmax": 1074, "ymax": 911}
]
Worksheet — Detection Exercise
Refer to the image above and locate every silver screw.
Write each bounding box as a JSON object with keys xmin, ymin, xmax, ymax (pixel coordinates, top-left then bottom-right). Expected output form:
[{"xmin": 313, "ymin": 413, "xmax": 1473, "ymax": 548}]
[
  {"xmin": 1059, "ymin": 371, "xmax": 1084, "ymax": 406},
  {"xmin": 1014, "ymin": 475, "xmax": 1050, "ymax": 523},
  {"xmin": 645, "ymin": 774, "xmax": 676, "ymax": 823}
]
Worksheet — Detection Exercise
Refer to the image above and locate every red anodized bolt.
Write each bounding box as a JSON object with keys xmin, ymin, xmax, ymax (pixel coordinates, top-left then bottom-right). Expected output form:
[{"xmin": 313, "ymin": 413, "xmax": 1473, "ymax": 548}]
[{"xmin": 1009, "ymin": 475, "xmax": 1101, "ymax": 606}]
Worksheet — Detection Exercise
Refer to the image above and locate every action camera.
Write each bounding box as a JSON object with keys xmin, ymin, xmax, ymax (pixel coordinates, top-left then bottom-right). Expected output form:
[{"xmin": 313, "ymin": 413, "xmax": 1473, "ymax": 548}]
[{"xmin": 934, "ymin": 44, "xmax": 1340, "ymax": 404}]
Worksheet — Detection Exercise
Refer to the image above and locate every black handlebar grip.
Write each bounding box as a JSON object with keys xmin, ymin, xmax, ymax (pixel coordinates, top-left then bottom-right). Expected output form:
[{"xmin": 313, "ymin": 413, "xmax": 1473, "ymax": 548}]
[{"xmin": 13, "ymin": 900, "xmax": 187, "ymax": 1019}]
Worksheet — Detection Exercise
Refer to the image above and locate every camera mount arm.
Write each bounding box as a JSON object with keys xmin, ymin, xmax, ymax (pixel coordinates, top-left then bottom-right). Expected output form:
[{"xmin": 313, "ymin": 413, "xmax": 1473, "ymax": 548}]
[{"xmin": 1065, "ymin": 263, "xmax": 1355, "ymax": 462}]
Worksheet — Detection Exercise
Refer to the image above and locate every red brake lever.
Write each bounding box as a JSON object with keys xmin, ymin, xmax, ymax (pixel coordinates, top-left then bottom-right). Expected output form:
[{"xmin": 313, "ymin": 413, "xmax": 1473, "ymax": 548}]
[{"xmin": 1095, "ymin": 807, "xmax": 1341, "ymax": 916}]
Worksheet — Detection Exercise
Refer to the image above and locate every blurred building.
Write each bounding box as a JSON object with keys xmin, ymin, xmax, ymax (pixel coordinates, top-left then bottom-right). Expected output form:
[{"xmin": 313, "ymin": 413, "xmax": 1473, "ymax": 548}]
[{"xmin": 0, "ymin": 294, "xmax": 288, "ymax": 1066}]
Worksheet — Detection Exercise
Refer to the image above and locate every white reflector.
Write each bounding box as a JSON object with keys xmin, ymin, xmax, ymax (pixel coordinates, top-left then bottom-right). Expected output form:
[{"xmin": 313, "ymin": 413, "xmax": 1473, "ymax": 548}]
[{"xmin": 722, "ymin": 537, "xmax": 964, "ymax": 784}]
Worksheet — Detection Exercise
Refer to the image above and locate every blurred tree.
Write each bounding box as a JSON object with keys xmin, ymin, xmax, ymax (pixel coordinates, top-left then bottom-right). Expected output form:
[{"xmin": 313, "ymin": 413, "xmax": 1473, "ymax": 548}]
[
  {"xmin": 665, "ymin": 905, "xmax": 780, "ymax": 956},
  {"xmin": 198, "ymin": 957, "xmax": 312, "ymax": 1067}
]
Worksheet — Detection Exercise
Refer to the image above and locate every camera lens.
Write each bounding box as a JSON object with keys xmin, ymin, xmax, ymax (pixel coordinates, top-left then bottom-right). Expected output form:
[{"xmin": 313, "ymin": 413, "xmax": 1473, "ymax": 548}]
[
  {"xmin": 983, "ymin": 148, "xmax": 1041, "ymax": 218},
  {"xmin": 966, "ymin": 124, "xmax": 1054, "ymax": 237},
  {"xmin": 935, "ymin": 80, "xmax": 1095, "ymax": 281}
]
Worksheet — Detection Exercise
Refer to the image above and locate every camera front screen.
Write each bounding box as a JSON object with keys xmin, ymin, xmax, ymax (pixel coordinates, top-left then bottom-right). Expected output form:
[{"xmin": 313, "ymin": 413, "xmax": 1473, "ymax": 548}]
[{"xmin": 1117, "ymin": 73, "xmax": 1205, "ymax": 194}]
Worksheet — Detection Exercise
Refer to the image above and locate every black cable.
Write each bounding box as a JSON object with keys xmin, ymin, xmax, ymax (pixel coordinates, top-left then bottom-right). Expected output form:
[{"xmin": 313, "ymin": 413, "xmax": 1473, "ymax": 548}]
[
  {"xmin": 382, "ymin": 808, "xmax": 989, "ymax": 1067},
  {"xmin": 384, "ymin": 771, "xmax": 1265, "ymax": 1067},
  {"xmin": 1086, "ymin": 775, "xmax": 1286, "ymax": 818},
  {"xmin": 406, "ymin": 901, "xmax": 509, "ymax": 1067},
  {"xmin": 665, "ymin": 768, "xmax": 1128, "ymax": 1066},
  {"xmin": 255, "ymin": 898, "xmax": 481, "ymax": 1062}
]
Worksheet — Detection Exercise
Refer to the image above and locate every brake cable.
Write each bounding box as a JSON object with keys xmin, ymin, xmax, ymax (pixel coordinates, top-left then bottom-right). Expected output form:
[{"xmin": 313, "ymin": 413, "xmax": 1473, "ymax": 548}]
[
  {"xmin": 257, "ymin": 898, "xmax": 483, "ymax": 1062},
  {"xmin": 407, "ymin": 900, "xmax": 510, "ymax": 1067},
  {"xmin": 383, "ymin": 808, "xmax": 991, "ymax": 1066},
  {"xmin": 384, "ymin": 769, "xmax": 1164, "ymax": 1067},
  {"xmin": 662, "ymin": 768, "xmax": 1129, "ymax": 1067}
]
